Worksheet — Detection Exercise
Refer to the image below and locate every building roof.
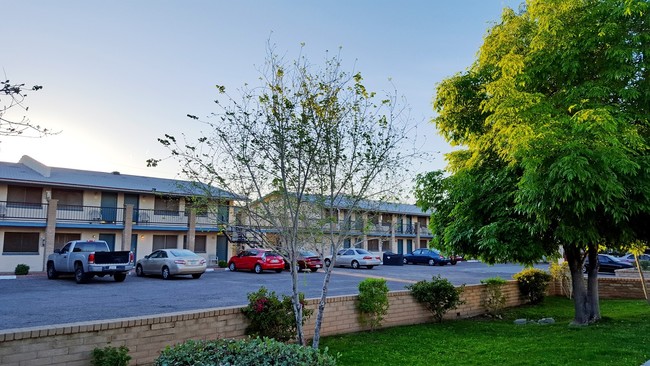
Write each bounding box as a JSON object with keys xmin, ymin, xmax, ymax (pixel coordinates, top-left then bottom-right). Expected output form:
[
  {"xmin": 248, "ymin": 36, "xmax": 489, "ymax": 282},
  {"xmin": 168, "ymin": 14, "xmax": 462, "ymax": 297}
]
[
  {"xmin": 0, "ymin": 156, "xmax": 242, "ymax": 200},
  {"xmin": 293, "ymin": 193, "xmax": 430, "ymax": 216}
]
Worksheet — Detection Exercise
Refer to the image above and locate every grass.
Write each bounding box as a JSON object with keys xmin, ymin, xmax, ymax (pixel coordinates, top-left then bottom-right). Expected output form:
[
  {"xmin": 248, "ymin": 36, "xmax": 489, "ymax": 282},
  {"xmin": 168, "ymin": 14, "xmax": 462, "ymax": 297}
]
[{"xmin": 320, "ymin": 297, "xmax": 650, "ymax": 366}]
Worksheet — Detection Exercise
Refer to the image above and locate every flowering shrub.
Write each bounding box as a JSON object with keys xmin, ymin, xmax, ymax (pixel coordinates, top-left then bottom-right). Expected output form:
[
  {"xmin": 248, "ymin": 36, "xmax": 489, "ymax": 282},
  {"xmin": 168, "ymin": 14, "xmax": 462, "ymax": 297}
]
[
  {"xmin": 241, "ymin": 287, "xmax": 312, "ymax": 342},
  {"xmin": 513, "ymin": 268, "xmax": 552, "ymax": 304}
]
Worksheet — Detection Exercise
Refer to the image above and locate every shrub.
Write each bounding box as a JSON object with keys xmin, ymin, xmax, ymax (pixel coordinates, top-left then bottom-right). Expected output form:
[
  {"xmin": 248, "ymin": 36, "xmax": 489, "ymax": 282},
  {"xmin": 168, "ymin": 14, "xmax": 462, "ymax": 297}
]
[
  {"xmin": 406, "ymin": 275, "xmax": 464, "ymax": 323},
  {"xmin": 639, "ymin": 260, "xmax": 650, "ymax": 271},
  {"xmin": 549, "ymin": 261, "xmax": 572, "ymax": 299},
  {"xmin": 513, "ymin": 267, "xmax": 552, "ymax": 304},
  {"xmin": 480, "ymin": 277, "xmax": 507, "ymax": 317},
  {"xmin": 242, "ymin": 287, "xmax": 312, "ymax": 342},
  {"xmin": 91, "ymin": 345, "xmax": 131, "ymax": 366},
  {"xmin": 154, "ymin": 337, "xmax": 337, "ymax": 366},
  {"xmin": 14, "ymin": 264, "xmax": 29, "ymax": 276},
  {"xmin": 357, "ymin": 278, "xmax": 389, "ymax": 330},
  {"xmin": 218, "ymin": 259, "xmax": 228, "ymax": 268}
]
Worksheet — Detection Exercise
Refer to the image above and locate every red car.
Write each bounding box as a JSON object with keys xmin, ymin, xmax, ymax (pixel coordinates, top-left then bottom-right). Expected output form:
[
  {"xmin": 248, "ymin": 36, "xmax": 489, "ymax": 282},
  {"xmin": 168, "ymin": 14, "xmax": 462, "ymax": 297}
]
[
  {"xmin": 228, "ymin": 249, "xmax": 285, "ymax": 274},
  {"xmin": 284, "ymin": 250, "xmax": 323, "ymax": 272}
]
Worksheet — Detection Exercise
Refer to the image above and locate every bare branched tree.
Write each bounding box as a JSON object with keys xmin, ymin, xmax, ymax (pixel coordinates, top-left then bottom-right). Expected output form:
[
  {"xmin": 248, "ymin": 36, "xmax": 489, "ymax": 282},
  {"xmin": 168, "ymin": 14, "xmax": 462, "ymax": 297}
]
[
  {"xmin": 1, "ymin": 79, "xmax": 55, "ymax": 139},
  {"xmin": 149, "ymin": 43, "xmax": 417, "ymax": 347}
]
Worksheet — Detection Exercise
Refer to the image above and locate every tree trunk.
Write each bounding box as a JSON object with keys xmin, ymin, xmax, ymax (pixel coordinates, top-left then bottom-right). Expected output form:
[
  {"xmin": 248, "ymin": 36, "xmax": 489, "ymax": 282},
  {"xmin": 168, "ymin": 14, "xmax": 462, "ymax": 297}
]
[
  {"xmin": 565, "ymin": 245, "xmax": 593, "ymax": 324},
  {"xmin": 291, "ymin": 265, "xmax": 305, "ymax": 345},
  {"xmin": 311, "ymin": 264, "xmax": 334, "ymax": 349},
  {"xmin": 585, "ymin": 243, "xmax": 600, "ymax": 321}
]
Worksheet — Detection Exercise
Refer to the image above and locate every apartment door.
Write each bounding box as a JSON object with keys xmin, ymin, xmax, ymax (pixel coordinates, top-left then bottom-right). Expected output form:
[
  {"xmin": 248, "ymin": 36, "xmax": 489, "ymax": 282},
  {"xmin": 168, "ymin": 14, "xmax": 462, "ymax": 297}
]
[
  {"xmin": 397, "ymin": 239, "xmax": 403, "ymax": 254},
  {"xmin": 216, "ymin": 235, "xmax": 228, "ymax": 263},
  {"xmin": 99, "ymin": 233, "xmax": 116, "ymax": 251},
  {"xmin": 131, "ymin": 234, "xmax": 138, "ymax": 259},
  {"xmin": 124, "ymin": 194, "xmax": 139, "ymax": 222},
  {"xmin": 101, "ymin": 192, "xmax": 118, "ymax": 223},
  {"xmin": 406, "ymin": 239, "xmax": 413, "ymax": 254}
]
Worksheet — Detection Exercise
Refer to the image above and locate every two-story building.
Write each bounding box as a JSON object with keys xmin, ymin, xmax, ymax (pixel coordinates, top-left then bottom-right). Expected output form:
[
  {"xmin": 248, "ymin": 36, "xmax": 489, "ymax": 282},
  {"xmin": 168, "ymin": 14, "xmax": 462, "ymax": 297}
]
[{"xmin": 0, "ymin": 156, "xmax": 241, "ymax": 273}]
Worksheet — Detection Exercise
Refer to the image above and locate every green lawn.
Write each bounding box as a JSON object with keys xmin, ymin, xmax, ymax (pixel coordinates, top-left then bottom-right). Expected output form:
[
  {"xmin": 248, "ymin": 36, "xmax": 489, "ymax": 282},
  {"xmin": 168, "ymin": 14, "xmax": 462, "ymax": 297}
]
[{"xmin": 320, "ymin": 297, "xmax": 650, "ymax": 366}]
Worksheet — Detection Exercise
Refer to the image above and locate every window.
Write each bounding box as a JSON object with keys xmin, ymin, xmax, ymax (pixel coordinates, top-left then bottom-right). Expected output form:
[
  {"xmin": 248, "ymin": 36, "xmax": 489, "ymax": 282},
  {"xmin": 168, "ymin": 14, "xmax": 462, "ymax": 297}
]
[
  {"xmin": 152, "ymin": 235, "xmax": 178, "ymax": 250},
  {"xmin": 55, "ymin": 233, "xmax": 81, "ymax": 246},
  {"xmin": 367, "ymin": 239, "xmax": 379, "ymax": 252},
  {"xmin": 182, "ymin": 235, "xmax": 206, "ymax": 253},
  {"xmin": 154, "ymin": 196, "xmax": 179, "ymax": 215},
  {"xmin": 7, "ymin": 185, "xmax": 42, "ymax": 208},
  {"xmin": 3, "ymin": 232, "xmax": 39, "ymax": 254},
  {"xmin": 51, "ymin": 189, "xmax": 83, "ymax": 210}
]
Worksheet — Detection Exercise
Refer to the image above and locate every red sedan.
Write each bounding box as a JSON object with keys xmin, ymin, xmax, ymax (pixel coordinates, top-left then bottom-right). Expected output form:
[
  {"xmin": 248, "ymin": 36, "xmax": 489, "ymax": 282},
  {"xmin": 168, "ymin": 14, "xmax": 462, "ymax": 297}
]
[
  {"xmin": 284, "ymin": 250, "xmax": 323, "ymax": 272},
  {"xmin": 228, "ymin": 249, "xmax": 285, "ymax": 274}
]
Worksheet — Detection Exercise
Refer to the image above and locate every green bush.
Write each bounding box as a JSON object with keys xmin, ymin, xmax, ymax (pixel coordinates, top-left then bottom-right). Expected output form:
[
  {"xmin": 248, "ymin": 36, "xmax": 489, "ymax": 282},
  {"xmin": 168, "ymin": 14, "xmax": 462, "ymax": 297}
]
[
  {"xmin": 218, "ymin": 259, "xmax": 228, "ymax": 268},
  {"xmin": 406, "ymin": 275, "xmax": 464, "ymax": 323},
  {"xmin": 357, "ymin": 278, "xmax": 389, "ymax": 330},
  {"xmin": 480, "ymin": 277, "xmax": 507, "ymax": 316},
  {"xmin": 154, "ymin": 338, "xmax": 337, "ymax": 366},
  {"xmin": 91, "ymin": 345, "xmax": 131, "ymax": 366},
  {"xmin": 639, "ymin": 260, "xmax": 650, "ymax": 271},
  {"xmin": 513, "ymin": 267, "xmax": 552, "ymax": 304},
  {"xmin": 14, "ymin": 264, "xmax": 29, "ymax": 276},
  {"xmin": 242, "ymin": 287, "xmax": 312, "ymax": 342}
]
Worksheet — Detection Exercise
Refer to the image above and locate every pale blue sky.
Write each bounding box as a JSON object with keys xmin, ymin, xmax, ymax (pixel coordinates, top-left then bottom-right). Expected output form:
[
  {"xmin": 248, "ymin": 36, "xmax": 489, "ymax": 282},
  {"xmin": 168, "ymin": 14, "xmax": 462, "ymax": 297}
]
[{"xmin": 2, "ymin": 1, "xmax": 520, "ymax": 192}]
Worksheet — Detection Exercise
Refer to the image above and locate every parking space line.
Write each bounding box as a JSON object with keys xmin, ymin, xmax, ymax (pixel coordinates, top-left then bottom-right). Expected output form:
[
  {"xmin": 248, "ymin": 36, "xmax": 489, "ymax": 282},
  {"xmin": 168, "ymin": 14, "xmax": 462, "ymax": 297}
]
[{"xmin": 331, "ymin": 270, "xmax": 417, "ymax": 284}]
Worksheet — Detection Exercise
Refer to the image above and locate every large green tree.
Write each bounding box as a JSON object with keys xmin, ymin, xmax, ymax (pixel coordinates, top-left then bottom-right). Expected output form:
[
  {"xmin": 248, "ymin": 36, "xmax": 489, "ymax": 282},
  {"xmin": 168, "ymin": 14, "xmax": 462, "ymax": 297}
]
[{"xmin": 415, "ymin": 0, "xmax": 650, "ymax": 324}]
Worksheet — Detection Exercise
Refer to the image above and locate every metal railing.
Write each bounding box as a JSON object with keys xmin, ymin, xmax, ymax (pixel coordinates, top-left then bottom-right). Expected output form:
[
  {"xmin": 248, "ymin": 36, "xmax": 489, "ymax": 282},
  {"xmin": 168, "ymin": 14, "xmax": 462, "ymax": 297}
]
[{"xmin": 0, "ymin": 201, "xmax": 48, "ymax": 221}]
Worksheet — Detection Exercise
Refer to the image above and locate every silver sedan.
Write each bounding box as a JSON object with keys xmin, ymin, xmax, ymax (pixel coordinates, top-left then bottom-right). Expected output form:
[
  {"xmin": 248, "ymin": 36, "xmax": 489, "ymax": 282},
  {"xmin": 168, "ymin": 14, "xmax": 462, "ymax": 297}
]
[
  {"xmin": 136, "ymin": 249, "xmax": 207, "ymax": 279},
  {"xmin": 324, "ymin": 248, "xmax": 382, "ymax": 269}
]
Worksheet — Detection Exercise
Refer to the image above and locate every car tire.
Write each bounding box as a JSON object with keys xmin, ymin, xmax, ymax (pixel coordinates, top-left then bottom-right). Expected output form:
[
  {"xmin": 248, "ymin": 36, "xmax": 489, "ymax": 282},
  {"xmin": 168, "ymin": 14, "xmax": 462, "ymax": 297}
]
[
  {"xmin": 135, "ymin": 264, "xmax": 144, "ymax": 277},
  {"xmin": 403, "ymin": 258, "xmax": 408, "ymax": 265},
  {"xmin": 74, "ymin": 264, "xmax": 90, "ymax": 284},
  {"xmin": 428, "ymin": 259, "xmax": 435, "ymax": 266},
  {"xmin": 324, "ymin": 258, "xmax": 331, "ymax": 267},
  {"xmin": 191, "ymin": 273, "xmax": 202, "ymax": 279},
  {"xmin": 46, "ymin": 262, "xmax": 58, "ymax": 279},
  {"xmin": 451, "ymin": 259, "xmax": 458, "ymax": 265},
  {"xmin": 114, "ymin": 273, "xmax": 127, "ymax": 282},
  {"xmin": 351, "ymin": 261, "xmax": 360, "ymax": 269},
  {"xmin": 366, "ymin": 265, "xmax": 374, "ymax": 269},
  {"xmin": 310, "ymin": 268, "xmax": 319, "ymax": 272},
  {"xmin": 162, "ymin": 266, "xmax": 171, "ymax": 280},
  {"xmin": 254, "ymin": 264, "xmax": 263, "ymax": 274},
  {"xmin": 229, "ymin": 262, "xmax": 236, "ymax": 272}
]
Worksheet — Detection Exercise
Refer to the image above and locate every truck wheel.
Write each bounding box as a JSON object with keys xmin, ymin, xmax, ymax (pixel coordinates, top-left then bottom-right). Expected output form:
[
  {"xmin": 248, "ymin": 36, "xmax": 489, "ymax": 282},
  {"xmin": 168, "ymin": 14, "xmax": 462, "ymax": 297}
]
[
  {"xmin": 114, "ymin": 273, "xmax": 127, "ymax": 282},
  {"xmin": 161, "ymin": 266, "xmax": 171, "ymax": 280},
  {"xmin": 74, "ymin": 264, "xmax": 90, "ymax": 284},
  {"xmin": 46, "ymin": 262, "xmax": 58, "ymax": 279}
]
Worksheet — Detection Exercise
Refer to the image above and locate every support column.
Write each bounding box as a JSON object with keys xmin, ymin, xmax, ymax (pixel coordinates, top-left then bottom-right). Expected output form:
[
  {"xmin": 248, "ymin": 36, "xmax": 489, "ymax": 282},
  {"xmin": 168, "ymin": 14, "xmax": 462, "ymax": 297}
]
[
  {"xmin": 122, "ymin": 204, "xmax": 134, "ymax": 251},
  {"xmin": 390, "ymin": 214, "xmax": 397, "ymax": 252},
  {"xmin": 43, "ymin": 199, "xmax": 58, "ymax": 271},
  {"xmin": 415, "ymin": 222, "xmax": 421, "ymax": 248},
  {"xmin": 187, "ymin": 209, "xmax": 196, "ymax": 252}
]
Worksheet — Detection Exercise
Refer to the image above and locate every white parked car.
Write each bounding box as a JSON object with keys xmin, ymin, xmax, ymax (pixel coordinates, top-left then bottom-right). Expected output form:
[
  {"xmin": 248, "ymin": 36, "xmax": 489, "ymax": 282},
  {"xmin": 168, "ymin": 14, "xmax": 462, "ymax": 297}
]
[
  {"xmin": 136, "ymin": 249, "xmax": 207, "ymax": 279},
  {"xmin": 324, "ymin": 248, "xmax": 382, "ymax": 269}
]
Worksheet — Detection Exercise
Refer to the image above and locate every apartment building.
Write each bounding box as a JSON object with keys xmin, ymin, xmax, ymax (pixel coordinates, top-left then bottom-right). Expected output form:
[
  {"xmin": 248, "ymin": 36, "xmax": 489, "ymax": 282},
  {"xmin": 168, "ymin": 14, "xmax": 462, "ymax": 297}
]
[{"xmin": 0, "ymin": 156, "xmax": 241, "ymax": 273}]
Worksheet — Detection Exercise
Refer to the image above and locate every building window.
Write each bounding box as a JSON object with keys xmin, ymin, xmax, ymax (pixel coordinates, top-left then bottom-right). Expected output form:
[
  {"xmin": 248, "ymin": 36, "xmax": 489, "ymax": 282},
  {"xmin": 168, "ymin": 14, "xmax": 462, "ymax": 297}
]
[
  {"xmin": 55, "ymin": 233, "xmax": 81, "ymax": 246},
  {"xmin": 52, "ymin": 189, "xmax": 83, "ymax": 210},
  {"xmin": 182, "ymin": 235, "xmax": 207, "ymax": 253},
  {"xmin": 7, "ymin": 185, "xmax": 42, "ymax": 208},
  {"xmin": 3, "ymin": 232, "xmax": 39, "ymax": 254},
  {"xmin": 153, "ymin": 235, "xmax": 178, "ymax": 250},
  {"xmin": 367, "ymin": 239, "xmax": 379, "ymax": 252},
  {"xmin": 154, "ymin": 196, "xmax": 179, "ymax": 216}
]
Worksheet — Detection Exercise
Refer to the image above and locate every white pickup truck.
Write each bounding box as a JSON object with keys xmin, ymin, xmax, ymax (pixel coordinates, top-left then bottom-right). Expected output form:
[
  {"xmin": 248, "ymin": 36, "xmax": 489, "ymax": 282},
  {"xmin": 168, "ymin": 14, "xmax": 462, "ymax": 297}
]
[{"xmin": 46, "ymin": 240, "xmax": 134, "ymax": 284}]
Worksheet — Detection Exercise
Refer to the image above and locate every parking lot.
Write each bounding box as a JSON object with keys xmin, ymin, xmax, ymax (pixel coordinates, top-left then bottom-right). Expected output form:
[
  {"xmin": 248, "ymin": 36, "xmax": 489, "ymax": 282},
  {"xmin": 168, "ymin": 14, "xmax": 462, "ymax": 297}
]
[{"xmin": 0, "ymin": 261, "xmax": 547, "ymax": 331}]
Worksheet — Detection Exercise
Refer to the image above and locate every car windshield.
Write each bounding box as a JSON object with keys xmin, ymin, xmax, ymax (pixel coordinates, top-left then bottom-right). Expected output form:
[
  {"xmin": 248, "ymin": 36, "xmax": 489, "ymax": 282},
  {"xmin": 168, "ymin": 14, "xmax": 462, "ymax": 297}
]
[
  {"xmin": 300, "ymin": 251, "xmax": 318, "ymax": 257},
  {"xmin": 169, "ymin": 249, "xmax": 198, "ymax": 257}
]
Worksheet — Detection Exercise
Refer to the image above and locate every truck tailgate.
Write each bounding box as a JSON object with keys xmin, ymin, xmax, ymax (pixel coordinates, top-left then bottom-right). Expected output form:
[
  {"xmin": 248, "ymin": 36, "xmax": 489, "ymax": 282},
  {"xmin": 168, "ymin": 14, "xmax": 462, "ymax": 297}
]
[{"xmin": 94, "ymin": 251, "xmax": 131, "ymax": 264}]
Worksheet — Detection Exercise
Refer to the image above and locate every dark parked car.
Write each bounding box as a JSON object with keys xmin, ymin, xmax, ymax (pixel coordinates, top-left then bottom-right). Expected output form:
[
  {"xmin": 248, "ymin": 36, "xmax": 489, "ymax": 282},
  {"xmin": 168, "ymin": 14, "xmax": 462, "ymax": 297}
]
[
  {"xmin": 284, "ymin": 250, "xmax": 323, "ymax": 272},
  {"xmin": 584, "ymin": 254, "xmax": 634, "ymax": 273},
  {"xmin": 228, "ymin": 249, "xmax": 285, "ymax": 274},
  {"xmin": 403, "ymin": 248, "xmax": 450, "ymax": 266}
]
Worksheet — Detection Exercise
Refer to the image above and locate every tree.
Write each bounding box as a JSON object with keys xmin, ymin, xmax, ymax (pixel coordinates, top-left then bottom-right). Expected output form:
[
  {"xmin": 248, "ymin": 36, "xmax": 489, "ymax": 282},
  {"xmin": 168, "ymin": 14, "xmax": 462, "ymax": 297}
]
[
  {"xmin": 415, "ymin": 0, "xmax": 650, "ymax": 325},
  {"xmin": 148, "ymin": 43, "xmax": 413, "ymax": 346},
  {"xmin": 1, "ymin": 80, "xmax": 53, "ymax": 139}
]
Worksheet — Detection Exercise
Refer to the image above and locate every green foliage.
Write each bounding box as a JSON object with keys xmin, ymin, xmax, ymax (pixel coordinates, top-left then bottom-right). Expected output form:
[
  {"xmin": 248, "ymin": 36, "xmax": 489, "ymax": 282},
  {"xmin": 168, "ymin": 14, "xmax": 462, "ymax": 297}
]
[
  {"xmin": 91, "ymin": 345, "xmax": 131, "ymax": 366},
  {"xmin": 155, "ymin": 338, "xmax": 337, "ymax": 366},
  {"xmin": 242, "ymin": 287, "xmax": 312, "ymax": 342},
  {"xmin": 639, "ymin": 260, "xmax": 650, "ymax": 271},
  {"xmin": 357, "ymin": 278, "xmax": 389, "ymax": 330},
  {"xmin": 549, "ymin": 261, "xmax": 572, "ymax": 299},
  {"xmin": 480, "ymin": 277, "xmax": 507, "ymax": 316},
  {"xmin": 406, "ymin": 275, "xmax": 464, "ymax": 323},
  {"xmin": 513, "ymin": 268, "xmax": 552, "ymax": 304},
  {"xmin": 218, "ymin": 259, "xmax": 228, "ymax": 268},
  {"xmin": 14, "ymin": 264, "xmax": 29, "ymax": 275}
]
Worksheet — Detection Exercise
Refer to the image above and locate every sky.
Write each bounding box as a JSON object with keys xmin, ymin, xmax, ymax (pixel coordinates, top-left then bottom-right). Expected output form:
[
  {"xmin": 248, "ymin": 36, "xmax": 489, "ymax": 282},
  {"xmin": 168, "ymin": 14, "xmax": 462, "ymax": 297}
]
[{"xmin": 1, "ymin": 0, "xmax": 521, "ymax": 199}]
